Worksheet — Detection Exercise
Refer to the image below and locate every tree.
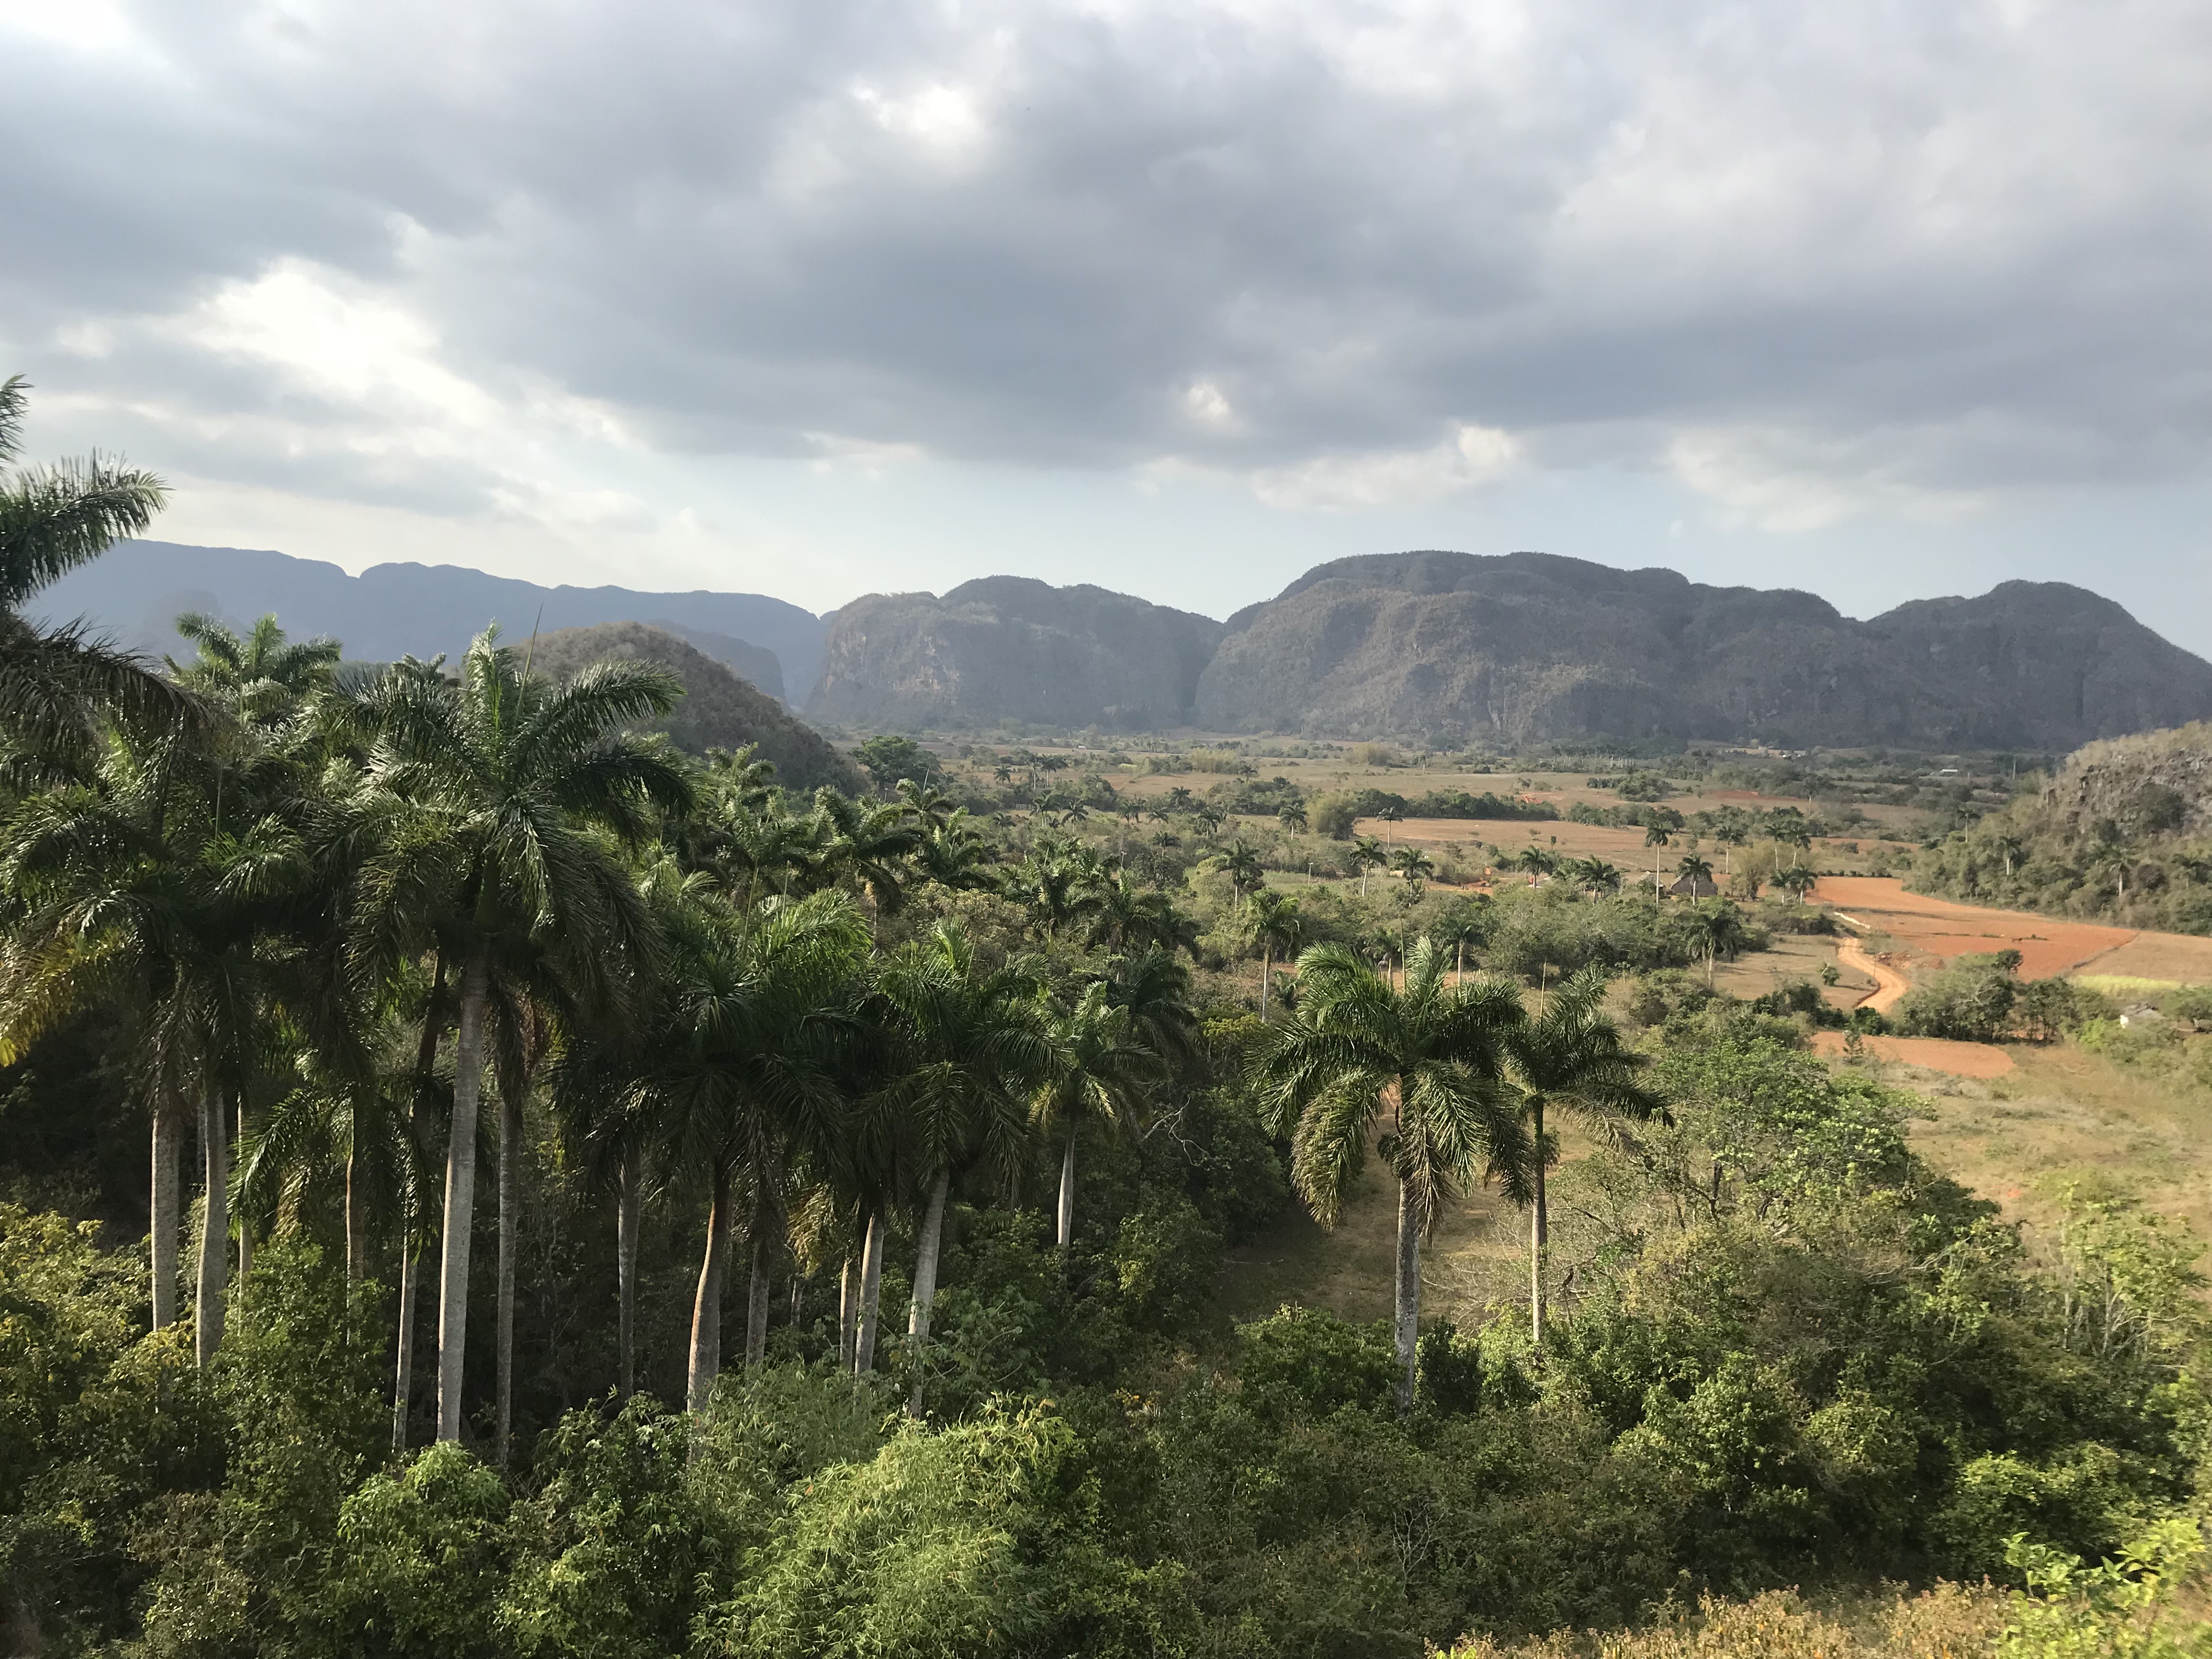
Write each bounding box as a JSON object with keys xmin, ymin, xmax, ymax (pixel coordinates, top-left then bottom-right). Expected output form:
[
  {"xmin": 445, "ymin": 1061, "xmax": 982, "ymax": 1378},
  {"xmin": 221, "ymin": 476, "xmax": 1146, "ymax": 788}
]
[
  {"xmin": 348, "ymin": 629, "xmax": 690, "ymax": 1445},
  {"xmin": 1350, "ymin": 835, "xmax": 1387, "ymax": 896},
  {"xmin": 1086, "ymin": 874, "xmax": 1193, "ymax": 956},
  {"xmin": 1033, "ymin": 981, "xmax": 1161, "ymax": 1254},
  {"xmin": 1508, "ymin": 968, "xmax": 1663, "ymax": 1343},
  {"xmin": 1674, "ymin": 853, "xmax": 1715, "ymax": 890},
  {"xmin": 1002, "ymin": 836, "xmax": 1107, "ymax": 941},
  {"xmin": 1390, "ymin": 847, "xmax": 1436, "ymax": 894},
  {"xmin": 1252, "ymin": 939, "xmax": 1531, "ymax": 1412},
  {"xmin": 1215, "ymin": 842, "xmax": 1265, "ymax": 908},
  {"xmin": 1246, "ymin": 889, "xmax": 1302, "ymax": 1023},
  {"xmin": 1643, "ymin": 822, "xmax": 1673, "ymax": 895},
  {"xmin": 1676, "ymin": 900, "xmax": 1748, "ymax": 986},
  {"xmin": 851, "ymin": 735, "xmax": 938, "ymax": 795},
  {"xmin": 620, "ymin": 884, "xmax": 873, "ymax": 1413},
  {"xmin": 1277, "ymin": 803, "xmax": 1308, "ymax": 835},
  {"xmin": 872, "ymin": 925, "xmax": 1054, "ymax": 1413},
  {"xmin": 0, "ymin": 712, "xmax": 323, "ymax": 1362},
  {"xmin": 1773, "ymin": 865, "xmax": 1817, "ymax": 901},
  {"xmin": 0, "ymin": 375, "xmax": 202, "ymax": 781}
]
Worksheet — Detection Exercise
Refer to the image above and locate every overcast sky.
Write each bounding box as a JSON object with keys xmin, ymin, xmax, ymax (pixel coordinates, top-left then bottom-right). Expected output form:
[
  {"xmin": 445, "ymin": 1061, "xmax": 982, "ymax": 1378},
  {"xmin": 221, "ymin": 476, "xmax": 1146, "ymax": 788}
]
[{"xmin": 5, "ymin": 0, "xmax": 2210, "ymax": 640}]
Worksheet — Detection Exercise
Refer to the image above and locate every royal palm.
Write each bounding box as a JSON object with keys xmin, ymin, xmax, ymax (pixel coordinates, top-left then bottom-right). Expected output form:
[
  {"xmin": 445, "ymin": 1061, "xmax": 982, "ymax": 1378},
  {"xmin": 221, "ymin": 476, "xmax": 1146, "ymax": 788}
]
[
  {"xmin": 348, "ymin": 629, "xmax": 689, "ymax": 1444},
  {"xmin": 1254, "ymin": 939, "xmax": 1531, "ymax": 1411}
]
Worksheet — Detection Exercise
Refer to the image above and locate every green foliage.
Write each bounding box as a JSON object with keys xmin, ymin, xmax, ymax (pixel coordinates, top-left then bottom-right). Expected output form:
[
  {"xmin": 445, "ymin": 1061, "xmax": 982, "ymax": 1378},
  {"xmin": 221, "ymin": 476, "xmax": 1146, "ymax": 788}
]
[
  {"xmin": 1999, "ymin": 1519, "xmax": 2211, "ymax": 1659},
  {"xmin": 703, "ymin": 1406, "xmax": 1178, "ymax": 1658},
  {"xmin": 851, "ymin": 732, "xmax": 943, "ymax": 793}
]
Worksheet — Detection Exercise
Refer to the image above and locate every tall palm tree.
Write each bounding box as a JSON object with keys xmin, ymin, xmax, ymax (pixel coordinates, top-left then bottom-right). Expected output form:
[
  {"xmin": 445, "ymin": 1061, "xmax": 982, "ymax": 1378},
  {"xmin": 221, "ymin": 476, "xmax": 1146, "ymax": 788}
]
[
  {"xmin": 0, "ymin": 375, "xmax": 203, "ymax": 780},
  {"xmin": 1034, "ymin": 981, "xmax": 1161, "ymax": 1254},
  {"xmin": 616, "ymin": 884, "xmax": 873, "ymax": 1414},
  {"xmin": 169, "ymin": 613, "xmax": 341, "ymax": 722},
  {"xmin": 1246, "ymin": 889, "xmax": 1302, "ymax": 1023},
  {"xmin": 1252, "ymin": 940, "xmax": 1531, "ymax": 1412},
  {"xmin": 0, "ymin": 734, "xmax": 303, "ymax": 1361},
  {"xmin": 1086, "ymin": 874, "xmax": 1193, "ymax": 957},
  {"xmin": 1643, "ymin": 822, "xmax": 1673, "ymax": 894},
  {"xmin": 1390, "ymin": 847, "xmax": 1436, "ymax": 893},
  {"xmin": 348, "ymin": 629, "xmax": 690, "ymax": 1444},
  {"xmin": 872, "ymin": 925, "xmax": 1054, "ymax": 1412},
  {"xmin": 1508, "ymin": 968, "xmax": 1662, "ymax": 1344},
  {"xmin": 1002, "ymin": 836, "xmax": 1107, "ymax": 942},
  {"xmin": 1674, "ymin": 853, "xmax": 1716, "ymax": 891},
  {"xmin": 1676, "ymin": 900, "xmax": 1747, "ymax": 986}
]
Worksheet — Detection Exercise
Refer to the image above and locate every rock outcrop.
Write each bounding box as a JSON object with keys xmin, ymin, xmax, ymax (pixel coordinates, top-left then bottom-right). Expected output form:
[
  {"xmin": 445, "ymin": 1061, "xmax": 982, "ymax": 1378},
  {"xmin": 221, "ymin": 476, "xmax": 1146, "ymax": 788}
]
[
  {"xmin": 527, "ymin": 623, "xmax": 857, "ymax": 792},
  {"xmin": 1194, "ymin": 551, "xmax": 2212, "ymax": 750},
  {"xmin": 809, "ymin": 577, "xmax": 1223, "ymax": 730}
]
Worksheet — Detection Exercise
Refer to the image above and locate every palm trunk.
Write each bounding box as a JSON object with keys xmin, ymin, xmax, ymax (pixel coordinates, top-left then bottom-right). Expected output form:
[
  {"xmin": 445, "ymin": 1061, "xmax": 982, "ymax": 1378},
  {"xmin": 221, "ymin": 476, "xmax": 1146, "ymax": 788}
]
[
  {"xmin": 1259, "ymin": 944, "xmax": 1271, "ymax": 1022},
  {"xmin": 1392, "ymin": 1175, "xmax": 1419, "ymax": 1415},
  {"xmin": 392, "ymin": 1230, "xmax": 420, "ymax": 1453},
  {"xmin": 854, "ymin": 1212, "xmax": 886, "ymax": 1375},
  {"xmin": 616, "ymin": 1152, "xmax": 641, "ymax": 1399},
  {"xmin": 345, "ymin": 1137, "xmax": 369, "ymax": 1288},
  {"xmin": 151, "ymin": 1093, "xmax": 180, "ymax": 1332},
  {"xmin": 235, "ymin": 1100, "xmax": 252, "ymax": 1293},
  {"xmin": 744, "ymin": 1226, "xmax": 771, "ymax": 1369},
  {"xmin": 837, "ymin": 1255, "xmax": 857, "ymax": 1372},
  {"xmin": 1530, "ymin": 1098, "xmax": 1548, "ymax": 1346},
  {"xmin": 495, "ymin": 1086, "xmax": 521, "ymax": 1466},
  {"xmin": 906, "ymin": 1170, "xmax": 951, "ymax": 1414},
  {"xmin": 435, "ymin": 944, "xmax": 492, "ymax": 1444},
  {"xmin": 686, "ymin": 1162, "xmax": 733, "ymax": 1415},
  {"xmin": 196, "ymin": 1091, "xmax": 229, "ymax": 1366},
  {"xmin": 1056, "ymin": 1128, "xmax": 1077, "ymax": 1252}
]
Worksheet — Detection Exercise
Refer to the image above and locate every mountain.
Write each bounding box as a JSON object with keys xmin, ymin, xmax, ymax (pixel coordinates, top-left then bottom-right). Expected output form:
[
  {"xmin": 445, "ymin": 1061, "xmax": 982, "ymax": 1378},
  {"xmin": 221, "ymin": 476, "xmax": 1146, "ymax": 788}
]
[
  {"xmin": 32, "ymin": 541, "xmax": 830, "ymax": 705},
  {"xmin": 1194, "ymin": 551, "xmax": 2212, "ymax": 750},
  {"xmin": 524, "ymin": 623, "xmax": 857, "ymax": 792},
  {"xmin": 808, "ymin": 576, "xmax": 1224, "ymax": 730}
]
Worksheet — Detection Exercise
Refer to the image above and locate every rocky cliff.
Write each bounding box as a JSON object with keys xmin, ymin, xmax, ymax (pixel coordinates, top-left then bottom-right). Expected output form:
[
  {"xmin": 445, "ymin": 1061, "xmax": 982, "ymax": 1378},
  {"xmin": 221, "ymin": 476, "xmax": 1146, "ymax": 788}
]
[
  {"xmin": 527, "ymin": 623, "xmax": 857, "ymax": 792},
  {"xmin": 1194, "ymin": 552, "xmax": 2212, "ymax": 750},
  {"xmin": 808, "ymin": 577, "xmax": 1223, "ymax": 730}
]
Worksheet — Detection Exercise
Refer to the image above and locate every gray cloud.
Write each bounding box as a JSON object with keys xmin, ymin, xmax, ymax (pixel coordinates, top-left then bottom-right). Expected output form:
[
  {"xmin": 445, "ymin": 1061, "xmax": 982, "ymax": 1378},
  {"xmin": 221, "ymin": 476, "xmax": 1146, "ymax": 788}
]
[{"xmin": 3, "ymin": 0, "xmax": 2209, "ymax": 531}]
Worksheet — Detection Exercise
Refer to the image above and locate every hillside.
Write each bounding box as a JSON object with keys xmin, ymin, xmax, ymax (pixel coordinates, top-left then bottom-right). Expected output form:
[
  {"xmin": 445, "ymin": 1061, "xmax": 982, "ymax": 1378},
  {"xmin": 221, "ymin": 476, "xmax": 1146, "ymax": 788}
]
[
  {"xmin": 1195, "ymin": 551, "xmax": 2212, "ymax": 749},
  {"xmin": 527, "ymin": 622, "xmax": 858, "ymax": 792},
  {"xmin": 33, "ymin": 540, "xmax": 828, "ymax": 704},
  {"xmin": 1912, "ymin": 721, "xmax": 2212, "ymax": 932},
  {"xmin": 809, "ymin": 575, "xmax": 1223, "ymax": 729}
]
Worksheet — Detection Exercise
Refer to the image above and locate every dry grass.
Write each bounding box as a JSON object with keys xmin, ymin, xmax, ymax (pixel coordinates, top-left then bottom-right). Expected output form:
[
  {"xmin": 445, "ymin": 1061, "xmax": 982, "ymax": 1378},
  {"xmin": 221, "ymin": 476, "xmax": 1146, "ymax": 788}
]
[
  {"xmin": 1886, "ymin": 1041, "xmax": 2212, "ymax": 1249},
  {"xmin": 1439, "ymin": 1583, "xmax": 2007, "ymax": 1659},
  {"xmin": 2077, "ymin": 934, "xmax": 2212, "ymax": 986}
]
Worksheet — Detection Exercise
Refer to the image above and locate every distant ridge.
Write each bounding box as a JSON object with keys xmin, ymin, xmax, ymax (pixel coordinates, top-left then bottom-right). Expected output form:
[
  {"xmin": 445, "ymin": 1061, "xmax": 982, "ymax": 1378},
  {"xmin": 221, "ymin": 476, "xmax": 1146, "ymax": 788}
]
[
  {"xmin": 1190, "ymin": 551, "xmax": 2212, "ymax": 749},
  {"xmin": 33, "ymin": 541, "xmax": 830, "ymax": 706},
  {"xmin": 40, "ymin": 540, "xmax": 2212, "ymax": 749}
]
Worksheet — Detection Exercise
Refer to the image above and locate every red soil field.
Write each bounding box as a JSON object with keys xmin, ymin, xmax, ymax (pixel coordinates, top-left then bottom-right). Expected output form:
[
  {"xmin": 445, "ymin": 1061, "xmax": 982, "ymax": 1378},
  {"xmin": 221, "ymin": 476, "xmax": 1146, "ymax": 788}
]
[{"xmin": 1810, "ymin": 877, "xmax": 2135, "ymax": 981}]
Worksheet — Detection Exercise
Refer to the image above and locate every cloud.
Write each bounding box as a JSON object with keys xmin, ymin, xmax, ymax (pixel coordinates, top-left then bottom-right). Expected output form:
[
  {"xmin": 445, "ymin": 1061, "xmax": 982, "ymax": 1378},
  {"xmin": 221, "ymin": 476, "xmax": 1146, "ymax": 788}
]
[{"xmin": 1, "ymin": 0, "xmax": 2208, "ymax": 544}]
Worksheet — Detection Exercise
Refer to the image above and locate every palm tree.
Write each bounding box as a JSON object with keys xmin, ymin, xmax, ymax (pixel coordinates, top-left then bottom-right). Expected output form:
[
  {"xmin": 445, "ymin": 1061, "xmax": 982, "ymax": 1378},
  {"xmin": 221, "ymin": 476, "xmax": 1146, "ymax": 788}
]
[
  {"xmin": 1508, "ymin": 968, "xmax": 1662, "ymax": 1344},
  {"xmin": 1277, "ymin": 803, "xmax": 1308, "ymax": 836},
  {"xmin": 1390, "ymin": 847, "xmax": 1436, "ymax": 894},
  {"xmin": 1252, "ymin": 940, "xmax": 1531, "ymax": 1412},
  {"xmin": 1002, "ymin": 836, "xmax": 1107, "ymax": 941},
  {"xmin": 1643, "ymin": 823, "xmax": 1673, "ymax": 894},
  {"xmin": 1247, "ymin": 889, "xmax": 1303, "ymax": 1023},
  {"xmin": 1674, "ymin": 853, "xmax": 1715, "ymax": 893},
  {"xmin": 1773, "ymin": 865, "xmax": 1818, "ymax": 902},
  {"xmin": 1350, "ymin": 834, "xmax": 1387, "ymax": 896},
  {"xmin": 170, "ymin": 612, "xmax": 342, "ymax": 724},
  {"xmin": 1677, "ymin": 900, "xmax": 1748, "ymax": 986},
  {"xmin": 0, "ymin": 375, "xmax": 204, "ymax": 779},
  {"xmin": 1034, "ymin": 981, "xmax": 1161, "ymax": 1254},
  {"xmin": 0, "ymin": 734, "xmax": 303, "ymax": 1362},
  {"xmin": 617, "ymin": 884, "xmax": 873, "ymax": 1413},
  {"xmin": 348, "ymin": 629, "xmax": 691, "ymax": 1444},
  {"xmin": 1215, "ymin": 841, "xmax": 1266, "ymax": 908},
  {"xmin": 1086, "ymin": 874, "xmax": 1193, "ymax": 956},
  {"xmin": 806, "ymin": 788, "xmax": 922, "ymax": 913},
  {"xmin": 872, "ymin": 924, "xmax": 1054, "ymax": 1412}
]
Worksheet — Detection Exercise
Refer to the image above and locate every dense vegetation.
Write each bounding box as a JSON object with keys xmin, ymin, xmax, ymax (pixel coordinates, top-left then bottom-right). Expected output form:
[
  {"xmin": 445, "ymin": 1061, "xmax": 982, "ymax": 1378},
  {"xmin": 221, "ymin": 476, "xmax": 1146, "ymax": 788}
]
[
  {"xmin": 1914, "ymin": 729, "xmax": 2212, "ymax": 933},
  {"xmin": 5, "ymin": 384, "xmax": 2210, "ymax": 1656}
]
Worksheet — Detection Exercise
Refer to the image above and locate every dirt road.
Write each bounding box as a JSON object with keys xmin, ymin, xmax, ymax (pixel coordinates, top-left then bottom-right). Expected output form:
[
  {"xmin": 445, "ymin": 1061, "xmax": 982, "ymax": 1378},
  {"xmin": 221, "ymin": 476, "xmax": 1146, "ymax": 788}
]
[{"xmin": 1834, "ymin": 926, "xmax": 1911, "ymax": 1013}]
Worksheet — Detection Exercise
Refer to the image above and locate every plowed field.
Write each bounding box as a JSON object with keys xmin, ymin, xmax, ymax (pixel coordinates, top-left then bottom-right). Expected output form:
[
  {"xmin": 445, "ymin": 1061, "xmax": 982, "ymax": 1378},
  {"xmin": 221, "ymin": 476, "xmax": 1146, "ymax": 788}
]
[{"xmin": 1810, "ymin": 877, "xmax": 2136, "ymax": 980}]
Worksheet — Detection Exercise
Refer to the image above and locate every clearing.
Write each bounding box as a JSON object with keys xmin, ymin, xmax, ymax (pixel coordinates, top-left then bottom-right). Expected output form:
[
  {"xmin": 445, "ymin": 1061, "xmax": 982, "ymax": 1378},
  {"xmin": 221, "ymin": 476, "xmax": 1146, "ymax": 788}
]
[{"xmin": 1811, "ymin": 877, "xmax": 2136, "ymax": 979}]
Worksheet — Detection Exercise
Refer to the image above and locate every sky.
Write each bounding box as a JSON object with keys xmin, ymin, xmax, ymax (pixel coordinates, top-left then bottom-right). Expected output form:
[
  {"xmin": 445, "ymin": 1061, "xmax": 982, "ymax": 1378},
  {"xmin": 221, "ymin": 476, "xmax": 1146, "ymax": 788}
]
[{"xmin": 4, "ymin": 0, "xmax": 2210, "ymax": 640}]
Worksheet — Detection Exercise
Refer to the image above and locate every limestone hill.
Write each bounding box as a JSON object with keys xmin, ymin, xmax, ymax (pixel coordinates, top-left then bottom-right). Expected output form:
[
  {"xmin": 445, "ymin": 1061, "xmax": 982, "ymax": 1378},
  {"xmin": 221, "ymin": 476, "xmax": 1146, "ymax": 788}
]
[{"xmin": 528, "ymin": 623, "xmax": 857, "ymax": 792}]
